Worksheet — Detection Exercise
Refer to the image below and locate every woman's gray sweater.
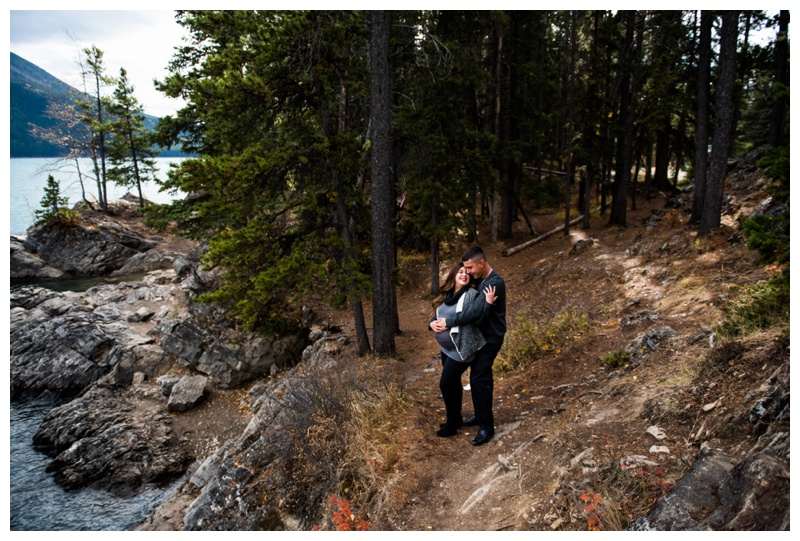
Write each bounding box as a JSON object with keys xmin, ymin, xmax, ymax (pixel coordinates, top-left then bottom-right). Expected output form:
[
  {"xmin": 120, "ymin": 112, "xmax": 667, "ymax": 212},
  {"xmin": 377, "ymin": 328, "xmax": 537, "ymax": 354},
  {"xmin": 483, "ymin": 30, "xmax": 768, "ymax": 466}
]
[{"xmin": 435, "ymin": 287, "xmax": 487, "ymax": 362}]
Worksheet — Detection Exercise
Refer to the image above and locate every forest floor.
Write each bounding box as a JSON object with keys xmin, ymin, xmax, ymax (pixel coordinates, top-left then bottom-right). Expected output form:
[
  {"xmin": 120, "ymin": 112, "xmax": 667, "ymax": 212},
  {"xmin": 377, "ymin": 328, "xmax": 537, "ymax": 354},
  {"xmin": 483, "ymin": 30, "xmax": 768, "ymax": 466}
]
[
  {"xmin": 133, "ymin": 159, "xmax": 784, "ymax": 531},
  {"xmin": 351, "ymin": 177, "xmax": 779, "ymax": 531}
]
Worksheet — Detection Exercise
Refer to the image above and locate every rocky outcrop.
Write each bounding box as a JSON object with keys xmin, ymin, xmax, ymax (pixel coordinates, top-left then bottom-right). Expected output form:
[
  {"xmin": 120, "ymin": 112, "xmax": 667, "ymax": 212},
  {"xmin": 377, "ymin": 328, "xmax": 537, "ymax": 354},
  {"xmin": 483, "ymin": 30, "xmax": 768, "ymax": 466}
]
[
  {"xmin": 32, "ymin": 384, "xmax": 193, "ymax": 494},
  {"xmin": 111, "ymin": 248, "xmax": 182, "ymax": 276},
  {"xmin": 631, "ymin": 446, "xmax": 790, "ymax": 531},
  {"xmin": 10, "ymin": 200, "xmax": 185, "ymax": 285},
  {"xmin": 155, "ymin": 307, "xmax": 311, "ymax": 389},
  {"xmin": 22, "ymin": 218, "xmax": 157, "ymax": 277},
  {"xmin": 182, "ymin": 329, "xmax": 349, "ymax": 531},
  {"xmin": 10, "ymin": 279, "xmax": 178, "ymax": 401},
  {"xmin": 10, "ymin": 235, "xmax": 69, "ymax": 283}
]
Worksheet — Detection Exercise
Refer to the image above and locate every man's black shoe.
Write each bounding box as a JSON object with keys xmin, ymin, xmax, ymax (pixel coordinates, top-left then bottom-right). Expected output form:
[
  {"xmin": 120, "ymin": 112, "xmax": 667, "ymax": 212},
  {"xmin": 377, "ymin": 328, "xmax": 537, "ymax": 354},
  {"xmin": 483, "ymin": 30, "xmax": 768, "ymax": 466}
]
[
  {"xmin": 463, "ymin": 415, "xmax": 479, "ymax": 427},
  {"xmin": 471, "ymin": 428, "xmax": 494, "ymax": 446},
  {"xmin": 436, "ymin": 424, "xmax": 459, "ymax": 437}
]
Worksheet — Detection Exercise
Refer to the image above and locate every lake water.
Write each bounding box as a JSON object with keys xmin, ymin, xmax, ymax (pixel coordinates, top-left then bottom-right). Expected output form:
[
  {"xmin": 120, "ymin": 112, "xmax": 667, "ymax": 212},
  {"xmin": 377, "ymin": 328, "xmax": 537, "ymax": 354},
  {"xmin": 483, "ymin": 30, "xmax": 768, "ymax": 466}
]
[{"xmin": 8, "ymin": 157, "xmax": 186, "ymax": 235}]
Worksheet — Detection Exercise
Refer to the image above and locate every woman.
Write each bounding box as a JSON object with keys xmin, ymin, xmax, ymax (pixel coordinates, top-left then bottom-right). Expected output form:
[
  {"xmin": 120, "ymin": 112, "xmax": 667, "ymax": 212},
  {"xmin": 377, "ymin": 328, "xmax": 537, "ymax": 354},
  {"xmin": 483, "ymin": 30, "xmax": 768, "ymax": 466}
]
[{"xmin": 429, "ymin": 261, "xmax": 496, "ymax": 437}]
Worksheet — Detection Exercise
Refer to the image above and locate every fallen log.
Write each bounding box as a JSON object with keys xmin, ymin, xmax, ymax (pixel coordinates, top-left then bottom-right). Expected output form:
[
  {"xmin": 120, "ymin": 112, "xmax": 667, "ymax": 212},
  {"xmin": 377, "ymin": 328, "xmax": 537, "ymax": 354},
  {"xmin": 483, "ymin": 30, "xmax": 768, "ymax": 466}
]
[{"xmin": 502, "ymin": 207, "xmax": 599, "ymax": 257}]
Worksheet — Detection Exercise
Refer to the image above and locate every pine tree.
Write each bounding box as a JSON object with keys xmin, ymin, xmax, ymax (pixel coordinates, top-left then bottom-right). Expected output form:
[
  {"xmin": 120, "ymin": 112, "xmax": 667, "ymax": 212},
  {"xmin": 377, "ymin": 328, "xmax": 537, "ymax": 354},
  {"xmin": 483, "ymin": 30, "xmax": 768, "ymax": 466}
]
[
  {"xmin": 77, "ymin": 45, "xmax": 114, "ymax": 212},
  {"xmin": 34, "ymin": 175, "xmax": 71, "ymax": 224},
  {"xmin": 107, "ymin": 67, "xmax": 158, "ymax": 208},
  {"xmin": 370, "ymin": 10, "xmax": 396, "ymax": 356}
]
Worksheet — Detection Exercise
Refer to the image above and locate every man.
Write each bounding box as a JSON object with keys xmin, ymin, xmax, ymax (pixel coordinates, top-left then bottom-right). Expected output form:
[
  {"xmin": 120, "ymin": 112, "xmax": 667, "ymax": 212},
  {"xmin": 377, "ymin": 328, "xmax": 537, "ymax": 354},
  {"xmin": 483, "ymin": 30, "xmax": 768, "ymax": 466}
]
[{"xmin": 432, "ymin": 246, "xmax": 507, "ymax": 446}]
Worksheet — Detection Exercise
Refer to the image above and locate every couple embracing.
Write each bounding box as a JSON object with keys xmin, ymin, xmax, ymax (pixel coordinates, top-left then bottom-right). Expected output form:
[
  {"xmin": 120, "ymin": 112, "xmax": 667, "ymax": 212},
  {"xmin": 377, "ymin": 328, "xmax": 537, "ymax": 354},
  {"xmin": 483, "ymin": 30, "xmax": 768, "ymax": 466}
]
[{"xmin": 429, "ymin": 246, "xmax": 507, "ymax": 446}]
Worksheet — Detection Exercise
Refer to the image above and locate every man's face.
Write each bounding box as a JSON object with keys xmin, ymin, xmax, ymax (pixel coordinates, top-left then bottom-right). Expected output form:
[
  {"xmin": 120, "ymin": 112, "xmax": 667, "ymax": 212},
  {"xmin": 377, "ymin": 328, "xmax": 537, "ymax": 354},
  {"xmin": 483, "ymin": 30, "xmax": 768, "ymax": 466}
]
[{"xmin": 463, "ymin": 257, "xmax": 483, "ymax": 279}]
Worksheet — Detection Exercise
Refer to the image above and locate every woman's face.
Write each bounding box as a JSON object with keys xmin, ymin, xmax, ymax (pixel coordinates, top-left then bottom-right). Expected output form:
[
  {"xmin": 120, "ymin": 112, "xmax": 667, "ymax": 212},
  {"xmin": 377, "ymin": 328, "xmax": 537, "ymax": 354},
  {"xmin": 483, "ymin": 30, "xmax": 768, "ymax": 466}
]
[{"xmin": 455, "ymin": 266, "xmax": 470, "ymax": 288}]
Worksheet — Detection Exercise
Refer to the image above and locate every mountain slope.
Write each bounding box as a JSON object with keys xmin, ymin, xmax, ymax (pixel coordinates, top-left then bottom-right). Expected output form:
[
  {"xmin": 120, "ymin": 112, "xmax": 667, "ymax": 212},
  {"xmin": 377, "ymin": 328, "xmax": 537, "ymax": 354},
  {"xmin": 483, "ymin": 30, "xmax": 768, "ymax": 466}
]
[
  {"xmin": 10, "ymin": 52, "xmax": 79, "ymax": 157},
  {"xmin": 10, "ymin": 52, "xmax": 164, "ymax": 158}
]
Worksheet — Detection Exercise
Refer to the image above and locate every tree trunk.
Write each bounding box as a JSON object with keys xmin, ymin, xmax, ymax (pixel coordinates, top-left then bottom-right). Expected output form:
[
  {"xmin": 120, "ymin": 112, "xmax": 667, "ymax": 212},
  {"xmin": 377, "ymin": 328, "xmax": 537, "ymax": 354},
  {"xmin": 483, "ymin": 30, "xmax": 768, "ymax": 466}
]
[
  {"xmin": 644, "ymin": 137, "xmax": 653, "ymax": 200},
  {"xmin": 429, "ymin": 195, "xmax": 440, "ymax": 295},
  {"xmin": 582, "ymin": 163, "xmax": 593, "ymax": 229},
  {"xmin": 698, "ymin": 11, "xmax": 739, "ymax": 236},
  {"xmin": 491, "ymin": 34, "xmax": 503, "ymax": 243},
  {"xmin": 609, "ymin": 11, "xmax": 637, "ymax": 227},
  {"xmin": 690, "ymin": 10, "xmax": 713, "ymax": 225},
  {"xmin": 369, "ymin": 10, "xmax": 396, "ymax": 356},
  {"xmin": 563, "ymin": 11, "xmax": 578, "ymax": 236},
  {"xmin": 333, "ymin": 82, "xmax": 370, "ymax": 356},
  {"xmin": 652, "ymin": 126, "xmax": 672, "ymax": 192},
  {"xmin": 334, "ymin": 171, "xmax": 371, "ymax": 356}
]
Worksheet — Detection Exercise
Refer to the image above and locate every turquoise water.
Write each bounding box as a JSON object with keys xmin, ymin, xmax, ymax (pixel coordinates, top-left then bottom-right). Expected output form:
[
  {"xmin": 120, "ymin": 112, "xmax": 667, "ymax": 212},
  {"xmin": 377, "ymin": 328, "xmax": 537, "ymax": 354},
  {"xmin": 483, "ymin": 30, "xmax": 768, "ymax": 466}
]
[{"xmin": 8, "ymin": 157, "xmax": 186, "ymax": 235}]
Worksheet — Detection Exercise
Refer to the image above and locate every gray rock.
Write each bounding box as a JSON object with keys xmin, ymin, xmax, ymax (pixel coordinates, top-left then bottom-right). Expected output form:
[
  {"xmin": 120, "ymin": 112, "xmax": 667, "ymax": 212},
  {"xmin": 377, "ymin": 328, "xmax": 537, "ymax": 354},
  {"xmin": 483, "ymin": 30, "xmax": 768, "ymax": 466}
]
[
  {"xmin": 128, "ymin": 306, "xmax": 156, "ymax": 323},
  {"xmin": 167, "ymin": 375, "xmax": 208, "ymax": 412},
  {"xmin": 631, "ymin": 448, "xmax": 735, "ymax": 530},
  {"xmin": 190, "ymin": 441, "xmax": 234, "ymax": 489},
  {"xmin": 182, "ymin": 330, "xmax": 344, "ymax": 531},
  {"xmin": 631, "ymin": 447, "xmax": 790, "ymax": 531},
  {"xmin": 10, "ymin": 285, "xmax": 175, "ymax": 399},
  {"xmin": 20, "ymin": 218, "xmax": 156, "ymax": 278},
  {"xmin": 32, "ymin": 385, "xmax": 192, "ymax": 493},
  {"xmin": 157, "ymin": 374, "xmax": 183, "ymax": 397},
  {"xmin": 10, "ymin": 235, "xmax": 69, "ymax": 283},
  {"xmin": 111, "ymin": 248, "xmax": 178, "ymax": 276},
  {"xmin": 158, "ymin": 317, "xmax": 309, "ymax": 388}
]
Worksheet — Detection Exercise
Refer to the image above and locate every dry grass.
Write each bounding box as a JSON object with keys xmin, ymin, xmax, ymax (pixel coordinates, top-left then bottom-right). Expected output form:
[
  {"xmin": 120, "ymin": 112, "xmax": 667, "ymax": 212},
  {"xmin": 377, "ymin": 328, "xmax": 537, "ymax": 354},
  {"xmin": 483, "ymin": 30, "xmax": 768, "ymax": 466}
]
[{"xmin": 277, "ymin": 353, "xmax": 412, "ymax": 530}]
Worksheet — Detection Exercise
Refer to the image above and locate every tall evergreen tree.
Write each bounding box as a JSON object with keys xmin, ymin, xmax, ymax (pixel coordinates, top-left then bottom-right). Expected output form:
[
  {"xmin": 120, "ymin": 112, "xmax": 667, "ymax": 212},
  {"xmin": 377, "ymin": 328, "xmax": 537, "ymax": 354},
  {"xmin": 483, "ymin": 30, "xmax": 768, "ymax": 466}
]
[
  {"xmin": 699, "ymin": 11, "xmax": 740, "ymax": 236},
  {"xmin": 768, "ymin": 10, "xmax": 789, "ymax": 147},
  {"xmin": 370, "ymin": 10, "xmax": 396, "ymax": 356},
  {"xmin": 78, "ymin": 45, "xmax": 113, "ymax": 212},
  {"xmin": 107, "ymin": 67, "xmax": 158, "ymax": 208},
  {"xmin": 152, "ymin": 11, "xmax": 375, "ymax": 336}
]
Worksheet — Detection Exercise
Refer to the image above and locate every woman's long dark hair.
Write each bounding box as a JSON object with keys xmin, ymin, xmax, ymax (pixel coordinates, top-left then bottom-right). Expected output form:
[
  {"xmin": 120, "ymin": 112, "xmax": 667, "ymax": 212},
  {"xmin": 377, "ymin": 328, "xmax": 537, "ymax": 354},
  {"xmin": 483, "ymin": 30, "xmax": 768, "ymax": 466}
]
[{"xmin": 432, "ymin": 261, "xmax": 465, "ymax": 311}]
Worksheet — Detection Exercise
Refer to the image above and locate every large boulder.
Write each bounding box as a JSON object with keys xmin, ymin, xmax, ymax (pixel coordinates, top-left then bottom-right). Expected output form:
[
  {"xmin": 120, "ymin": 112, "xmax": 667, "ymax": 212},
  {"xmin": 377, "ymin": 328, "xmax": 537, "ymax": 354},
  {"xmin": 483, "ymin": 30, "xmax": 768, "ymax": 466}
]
[
  {"xmin": 21, "ymin": 218, "xmax": 156, "ymax": 278},
  {"xmin": 157, "ymin": 316, "xmax": 310, "ymax": 389},
  {"xmin": 10, "ymin": 235, "xmax": 69, "ymax": 283},
  {"xmin": 32, "ymin": 384, "xmax": 192, "ymax": 493},
  {"xmin": 166, "ymin": 375, "xmax": 208, "ymax": 412},
  {"xmin": 111, "ymin": 248, "xmax": 181, "ymax": 276}
]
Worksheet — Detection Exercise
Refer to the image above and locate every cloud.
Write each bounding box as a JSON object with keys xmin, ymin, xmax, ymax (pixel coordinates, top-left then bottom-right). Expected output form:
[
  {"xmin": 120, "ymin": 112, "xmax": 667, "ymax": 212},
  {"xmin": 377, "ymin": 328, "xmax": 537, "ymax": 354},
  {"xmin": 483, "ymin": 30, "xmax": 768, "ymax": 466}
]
[{"xmin": 10, "ymin": 10, "xmax": 187, "ymax": 117}]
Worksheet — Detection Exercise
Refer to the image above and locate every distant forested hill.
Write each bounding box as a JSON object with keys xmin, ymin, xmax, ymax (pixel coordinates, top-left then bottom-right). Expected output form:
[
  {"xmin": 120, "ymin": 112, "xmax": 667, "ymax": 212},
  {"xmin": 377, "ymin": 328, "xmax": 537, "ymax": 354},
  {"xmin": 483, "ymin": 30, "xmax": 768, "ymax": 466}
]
[
  {"xmin": 10, "ymin": 52, "xmax": 78, "ymax": 157},
  {"xmin": 10, "ymin": 52, "xmax": 171, "ymax": 158}
]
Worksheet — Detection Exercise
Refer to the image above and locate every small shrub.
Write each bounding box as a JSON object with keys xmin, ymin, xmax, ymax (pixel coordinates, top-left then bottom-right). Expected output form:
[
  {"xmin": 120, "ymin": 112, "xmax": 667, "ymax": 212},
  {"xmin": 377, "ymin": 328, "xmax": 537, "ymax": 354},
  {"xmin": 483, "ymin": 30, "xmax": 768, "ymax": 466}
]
[
  {"xmin": 274, "ymin": 356, "xmax": 410, "ymax": 527},
  {"xmin": 575, "ymin": 460, "xmax": 679, "ymax": 531},
  {"xmin": 327, "ymin": 497, "xmax": 371, "ymax": 531},
  {"xmin": 662, "ymin": 209, "xmax": 682, "ymax": 228},
  {"xmin": 581, "ymin": 492, "xmax": 604, "ymax": 531},
  {"xmin": 716, "ymin": 272, "xmax": 789, "ymax": 338},
  {"xmin": 34, "ymin": 175, "xmax": 80, "ymax": 225},
  {"xmin": 599, "ymin": 349, "xmax": 630, "ymax": 369},
  {"xmin": 497, "ymin": 307, "xmax": 589, "ymax": 374}
]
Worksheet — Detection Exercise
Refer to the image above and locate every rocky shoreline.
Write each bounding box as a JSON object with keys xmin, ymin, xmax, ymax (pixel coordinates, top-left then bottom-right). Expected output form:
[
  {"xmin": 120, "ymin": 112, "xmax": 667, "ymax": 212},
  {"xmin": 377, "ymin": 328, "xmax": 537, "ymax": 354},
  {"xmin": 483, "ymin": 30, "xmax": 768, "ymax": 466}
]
[{"xmin": 9, "ymin": 201, "xmax": 347, "ymax": 529}]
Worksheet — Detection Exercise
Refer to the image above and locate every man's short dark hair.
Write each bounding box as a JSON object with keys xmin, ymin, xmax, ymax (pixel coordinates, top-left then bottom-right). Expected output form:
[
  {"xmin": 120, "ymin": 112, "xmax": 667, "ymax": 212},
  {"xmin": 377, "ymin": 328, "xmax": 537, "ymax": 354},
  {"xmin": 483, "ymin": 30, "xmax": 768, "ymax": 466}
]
[{"xmin": 462, "ymin": 246, "xmax": 486, "ymax": 262}]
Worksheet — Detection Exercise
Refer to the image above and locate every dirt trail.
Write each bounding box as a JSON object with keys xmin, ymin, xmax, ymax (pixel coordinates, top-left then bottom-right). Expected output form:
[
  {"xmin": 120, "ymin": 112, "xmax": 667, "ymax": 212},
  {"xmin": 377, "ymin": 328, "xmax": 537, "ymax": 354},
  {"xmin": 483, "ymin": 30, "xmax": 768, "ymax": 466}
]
[{"xmin": 369, "ymin": 194, "xmax": 768, "ymax": 531}]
